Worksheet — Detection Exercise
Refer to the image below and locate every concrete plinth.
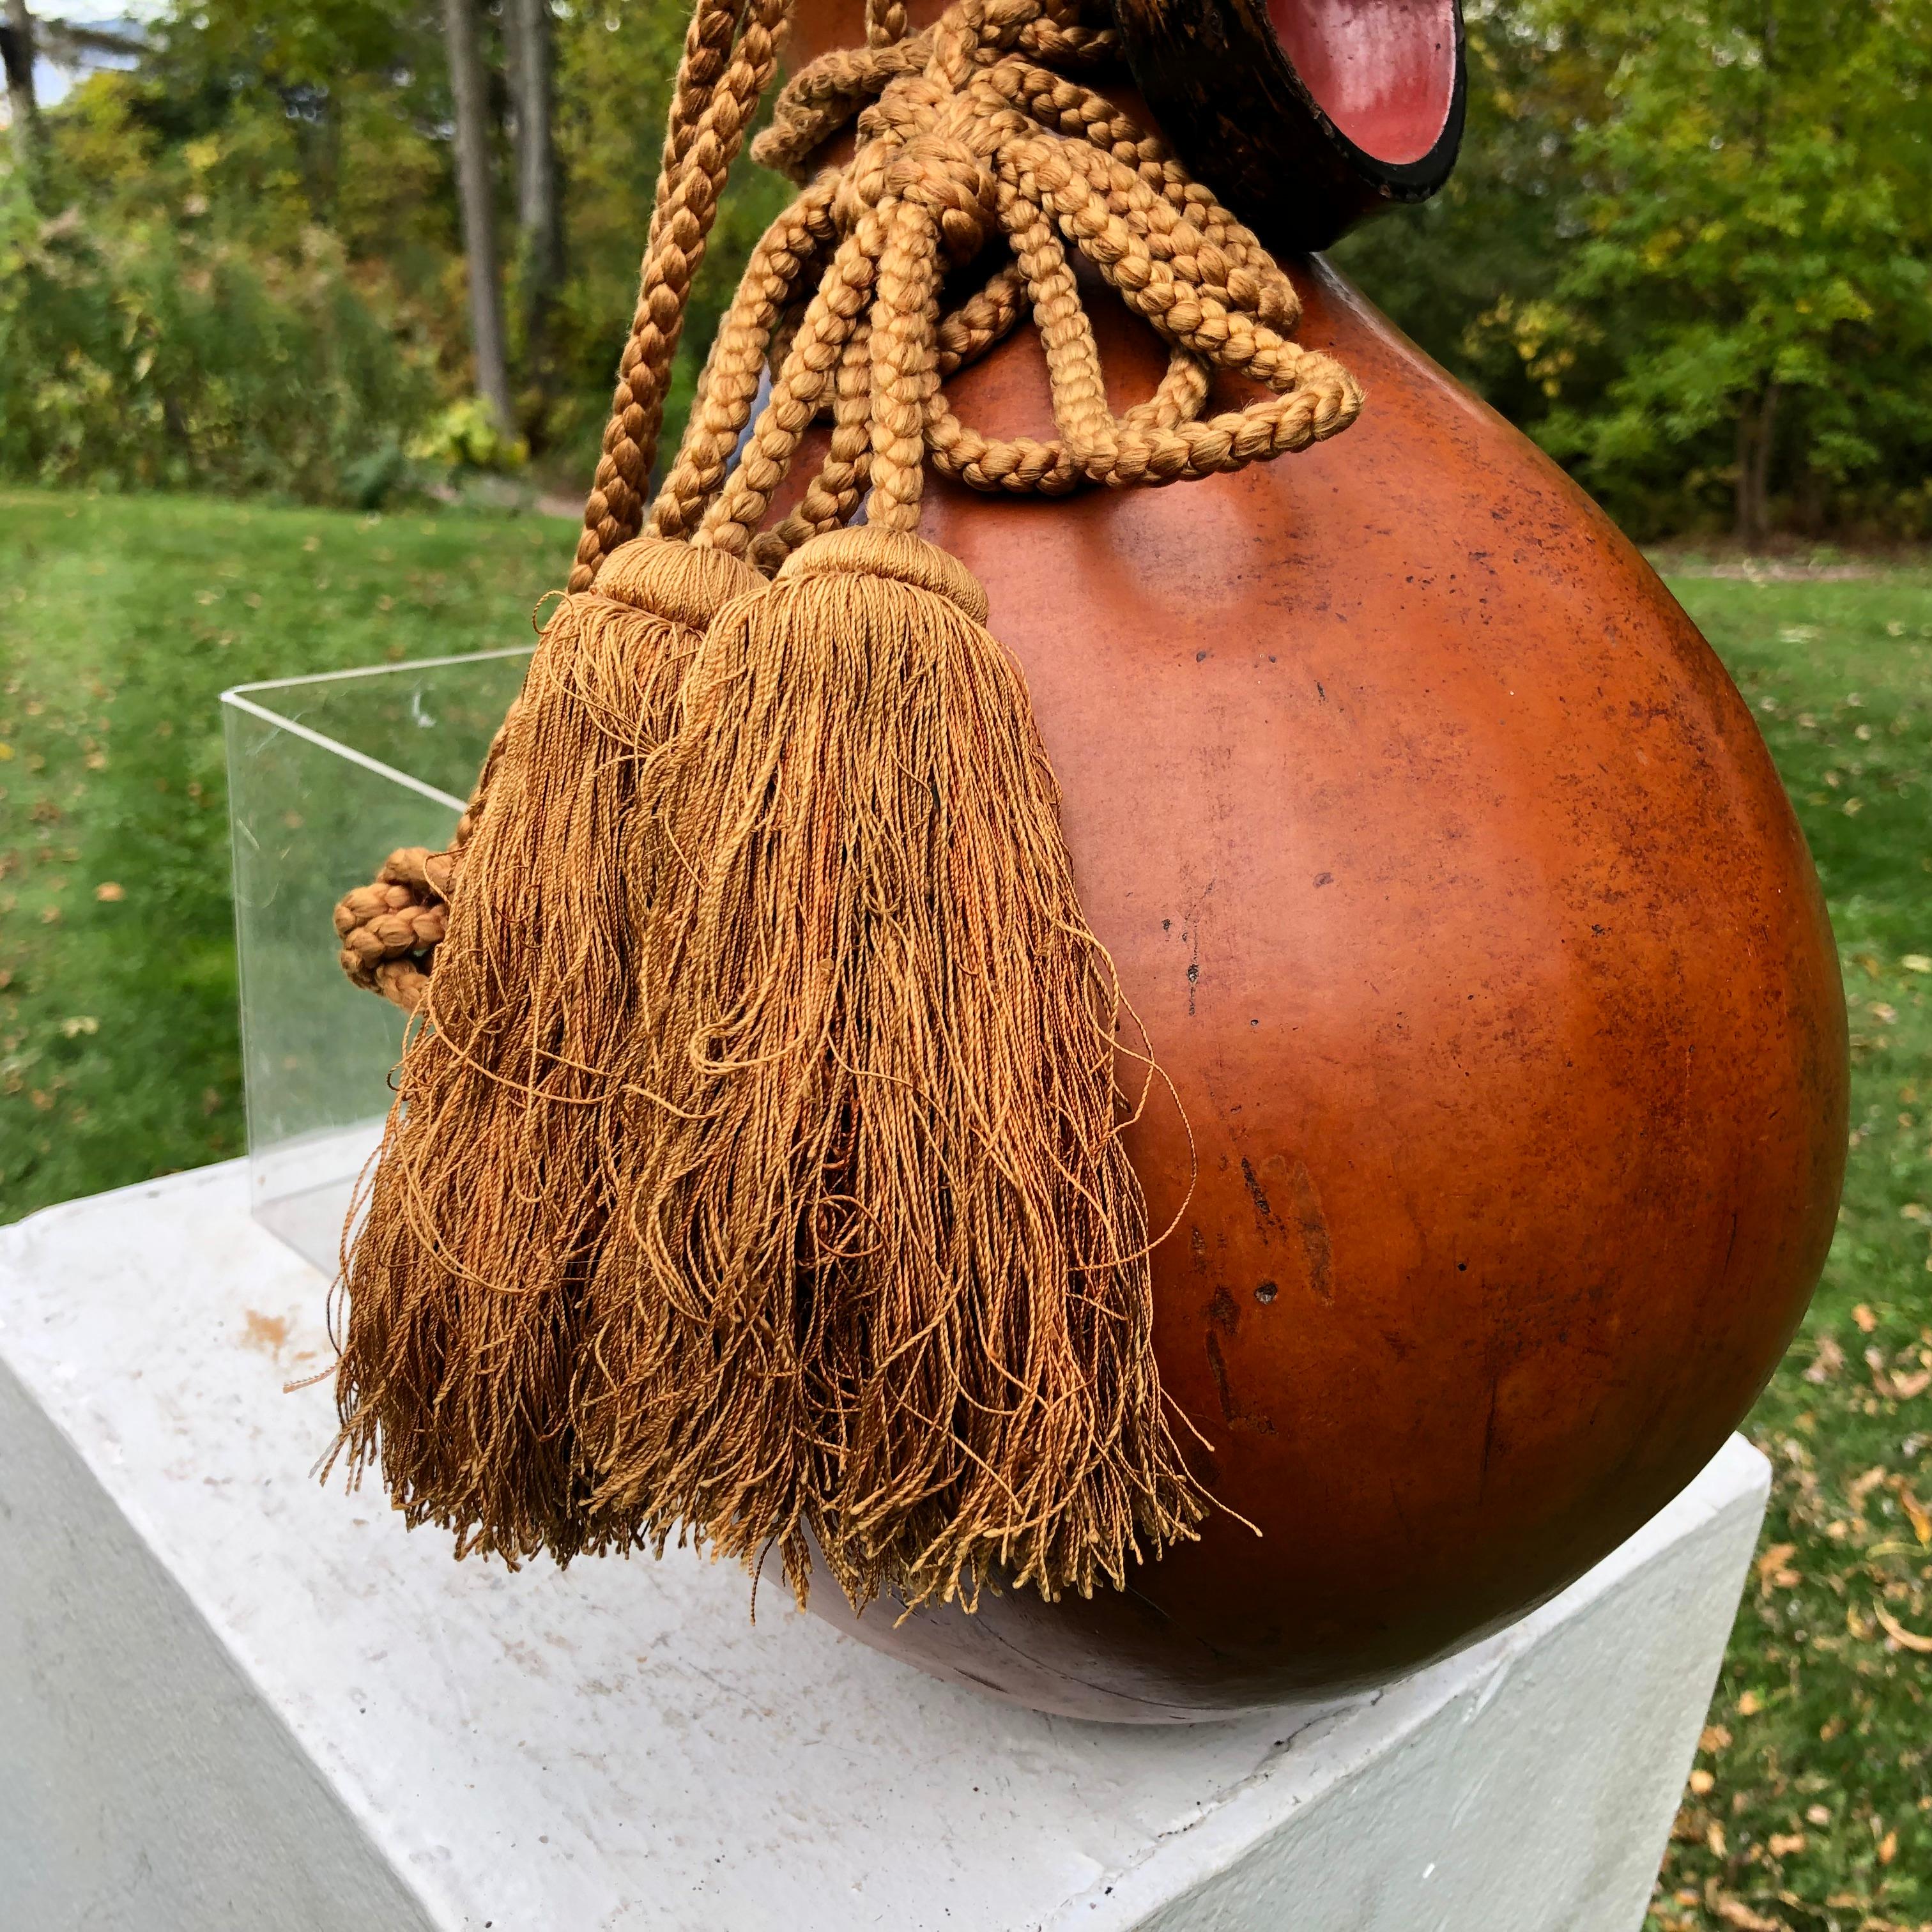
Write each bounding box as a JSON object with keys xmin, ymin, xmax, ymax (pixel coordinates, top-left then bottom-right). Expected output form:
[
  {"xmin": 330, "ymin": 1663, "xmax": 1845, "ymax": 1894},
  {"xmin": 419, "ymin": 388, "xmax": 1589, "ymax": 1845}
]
[{"xmin": 0, "ymin": 1163, "xmax": 1765, "ymax": 1931}]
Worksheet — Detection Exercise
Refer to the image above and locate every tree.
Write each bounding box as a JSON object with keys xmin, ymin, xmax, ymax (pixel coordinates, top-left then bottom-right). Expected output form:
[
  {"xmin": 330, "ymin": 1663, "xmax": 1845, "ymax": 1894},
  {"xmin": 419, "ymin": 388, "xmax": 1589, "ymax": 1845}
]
[
  {"xmin": 442, "ymin": 0, "xmax": 512, "ymax": 431},
  {"xmin": 5, "ymin": 7, "xmax": 148, "ymax": 194},
  {"xmin": 2, "ymin": 0, "xmax": 42, "ymax": 183},
  {"xmin": 1338, "ymin": 0, "xmax": 1932, "ymax": 543},
  {"xmin": 505, "ymin": 0, "xmax": 564, "ymax": 421},
  {"xmin": 1538, "ymin": 0, "xmax": 1932, "ymax": 544}
]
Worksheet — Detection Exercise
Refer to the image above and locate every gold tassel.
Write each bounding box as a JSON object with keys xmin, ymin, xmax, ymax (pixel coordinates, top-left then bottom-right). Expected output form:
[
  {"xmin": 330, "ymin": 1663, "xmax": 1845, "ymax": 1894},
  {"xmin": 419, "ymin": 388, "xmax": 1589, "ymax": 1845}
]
[
  {"xmin": 326, "ymin": 0, "xmax": 1360, "ymax": 1610},
  {"xmin": 578, "ymin": 526, "xmax": 1208, "ymax": 1607},
  {"xmin": 332, "ymin": 537, "xmax": 760, "ymax": 1563}
]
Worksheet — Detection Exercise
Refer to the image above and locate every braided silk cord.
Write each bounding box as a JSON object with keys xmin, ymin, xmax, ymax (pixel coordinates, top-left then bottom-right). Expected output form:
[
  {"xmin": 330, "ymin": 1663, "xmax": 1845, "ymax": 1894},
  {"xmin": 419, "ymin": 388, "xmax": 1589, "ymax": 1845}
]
[
  {"xmin": 335, "ymin": 0, "xmax": 788, "ymax": 1004},
  {"xmin": 335, "ymin": 0, "xmax": 1361, "ymax": 1008},
  {"xmin": 569, "ymin": 0, "xmax": 793, "ymax": 592}
]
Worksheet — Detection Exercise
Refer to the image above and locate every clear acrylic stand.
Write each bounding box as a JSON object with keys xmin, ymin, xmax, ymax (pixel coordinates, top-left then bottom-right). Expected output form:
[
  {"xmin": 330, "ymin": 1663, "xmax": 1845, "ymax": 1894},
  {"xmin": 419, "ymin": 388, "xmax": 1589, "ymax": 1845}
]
[{"xmin": 222, "ymin": 648, "xmax": 531, "ymax": 1277}]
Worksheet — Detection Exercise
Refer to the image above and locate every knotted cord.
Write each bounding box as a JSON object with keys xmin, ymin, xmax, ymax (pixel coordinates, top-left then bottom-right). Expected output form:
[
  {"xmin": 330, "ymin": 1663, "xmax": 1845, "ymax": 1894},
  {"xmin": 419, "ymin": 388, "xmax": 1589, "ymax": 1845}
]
[{"xmin": 337, "ymin": 0, "xmax": 1360, "ymax": 1016}]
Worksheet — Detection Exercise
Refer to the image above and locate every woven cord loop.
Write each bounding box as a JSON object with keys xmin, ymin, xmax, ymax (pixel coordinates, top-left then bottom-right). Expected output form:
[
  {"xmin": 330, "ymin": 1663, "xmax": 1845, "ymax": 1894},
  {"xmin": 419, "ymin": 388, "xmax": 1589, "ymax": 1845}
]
[
  {"xmin": 326, "ymin": 0, "xmax": 1368, "ymax": 1609},
  {"xmin": 650, "ymin": 0, "xmax": 1361, "ymax": 560}
]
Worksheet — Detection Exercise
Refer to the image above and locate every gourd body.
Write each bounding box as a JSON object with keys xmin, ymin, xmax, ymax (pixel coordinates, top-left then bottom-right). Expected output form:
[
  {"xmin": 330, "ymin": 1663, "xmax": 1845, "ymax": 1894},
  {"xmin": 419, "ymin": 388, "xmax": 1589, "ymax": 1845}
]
[
  {"xmin": 766, "ymin": 0, "xmax": 1846, "ymax": 1720},
  {"xmin": 788, "ymin": 251, "xmax": 1845, "ymax": 1720}
]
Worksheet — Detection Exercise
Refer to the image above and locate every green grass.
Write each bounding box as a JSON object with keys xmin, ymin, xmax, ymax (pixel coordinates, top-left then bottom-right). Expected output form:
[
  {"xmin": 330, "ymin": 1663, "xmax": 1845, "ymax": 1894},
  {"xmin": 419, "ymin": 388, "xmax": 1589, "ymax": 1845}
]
[
  {"xmin": 3, "ymin": 493, "xmax": 1929, "ymax": 1925},
  {"xmin": 0, "ymin": 487, "xmax": 580, "ymax": 1211}
]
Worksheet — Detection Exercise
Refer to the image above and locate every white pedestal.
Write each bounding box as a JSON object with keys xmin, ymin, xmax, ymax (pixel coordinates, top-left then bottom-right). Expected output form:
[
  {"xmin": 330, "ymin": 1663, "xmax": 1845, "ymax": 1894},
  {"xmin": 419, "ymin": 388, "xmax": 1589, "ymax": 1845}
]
[{"xmin": 0, "ymin": 1164, "xmax": 1766, "ymax": 1932}]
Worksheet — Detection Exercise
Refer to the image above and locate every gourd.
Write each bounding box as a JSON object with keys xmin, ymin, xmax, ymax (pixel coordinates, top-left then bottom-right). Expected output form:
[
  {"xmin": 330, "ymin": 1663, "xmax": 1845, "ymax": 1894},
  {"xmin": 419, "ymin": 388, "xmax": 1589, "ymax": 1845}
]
[
  {"xmin": 331, "ymin": 0, "xmax": 1846, "ymax": 1722},
  {"xmin": 786, "ymin": 0, "xmax": 1846, "ymax": 1717}
]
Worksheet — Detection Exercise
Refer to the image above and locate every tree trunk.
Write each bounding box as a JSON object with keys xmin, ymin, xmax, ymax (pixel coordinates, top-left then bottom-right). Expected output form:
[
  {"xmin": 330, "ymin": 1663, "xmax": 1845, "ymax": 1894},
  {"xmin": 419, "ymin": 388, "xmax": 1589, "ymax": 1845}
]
[
  {"xmin": 1795, "ymin": 449, "xmax": 1827, "ymax": 539},
  {"xmin": 1, "ymin": 0, "xmax": 42, "ymax": 186},
  {"xmin": 442, "ymin": 0, "xmax": 514, "ymax": 432},
  {"xmin": 503, "ymin": 0, "xmax": 564, "ymax": 422},
  {"xmin": 1733, "ymin": 381, "xmax": 1781, "ymax": 551}
]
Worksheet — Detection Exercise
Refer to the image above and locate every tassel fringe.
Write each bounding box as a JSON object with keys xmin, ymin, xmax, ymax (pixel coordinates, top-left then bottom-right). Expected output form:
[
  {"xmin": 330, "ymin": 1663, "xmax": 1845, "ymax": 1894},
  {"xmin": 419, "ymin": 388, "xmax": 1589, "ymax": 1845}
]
[
  {"xmin": 576, "ymin": 528, "xmax": 1207, "ymax": 1608},
  {"xmin": 331, "ymin": 537, "xmax": 760, "ymax": 1563}
]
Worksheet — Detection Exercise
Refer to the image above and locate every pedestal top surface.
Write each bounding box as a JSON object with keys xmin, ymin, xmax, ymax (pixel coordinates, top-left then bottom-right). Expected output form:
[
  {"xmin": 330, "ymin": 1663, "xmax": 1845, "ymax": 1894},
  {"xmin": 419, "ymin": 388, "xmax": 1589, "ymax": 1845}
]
[{"xmin": 0, "ymin": 1163, "xmax": 1765, "ymax": 1931}]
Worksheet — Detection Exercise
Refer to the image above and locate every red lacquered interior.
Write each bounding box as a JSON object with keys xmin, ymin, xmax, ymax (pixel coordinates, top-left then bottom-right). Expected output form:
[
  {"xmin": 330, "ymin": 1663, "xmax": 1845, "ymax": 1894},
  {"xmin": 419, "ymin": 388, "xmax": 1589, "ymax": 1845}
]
[{"xmin": 1265, "ymin": 0, "xmax": 1457, "ymax": 165}]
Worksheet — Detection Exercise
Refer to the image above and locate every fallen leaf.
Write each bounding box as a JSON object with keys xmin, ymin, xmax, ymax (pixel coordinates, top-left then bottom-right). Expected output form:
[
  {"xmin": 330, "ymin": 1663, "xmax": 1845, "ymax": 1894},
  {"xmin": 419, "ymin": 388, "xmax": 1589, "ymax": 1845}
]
[
  {"xmin": 1712, "ymin": 1896, "xmax": 1778, "ymax": 1931},
  {"xmin": 1871, "ymin": 1000, "xmax": 1897, "ymax": 1021},
  {"xmin": 1701, "ymin": 1724, "xmax": 1733, "ymax": 1754},
  {"xmin": 1757, "ymin": 1543, "xmax": 1800, "ymax": 1593},
  {"xmin": 1805, "ymin": 1333, "xmax": 1846, "ymax": 1383},
  {"xmin": 93, "ymin": 881, "xmax": 123, "ymax": 902},
  {"xmin": 1901, "ymin": 1487, "xmax": 1932, "ymax": 1546},
  {"xmin": 1875, "ymin": 1606, "xmax": 1932, "ymax": 1653},
  {"xmin": 1768, "ymin": 1832, "xmax": 1806, "ymax": 1857},
  {"xmin": 1690, "ymin": 1768, "xmax": 1716, "ymax": 1795},
  {"xmin": 1878, "ymin": 1828, "xmax": 1898, "ymax": 1865},
  {"xmin": 1805, "ymin": 1804, "xmax": 1832, "ymax": 1825},
  {"xmin": 1820, "ymin": 1713, "xmax": 1845, "ymax": 1740},
  {"xmin": 1736, "ymin": 1690, "xmax": 1763, "ymax": 1716},
  {"xmin": 1867, "ymin": 1350, "xmax": 1929, "ymax": 1400},
  {"xmin": 1904, "ymin": 955, "xmax": 1932, "ymax": 974},
  {"xmin": 58, "ymin": 1016, "xmax": 97, "ymax": 1038},
  {"xmin": 1851, "ymin": 1464, "xmax": 1890, "ymax": 1508},
  {"xmin": 1854, "ymin": 1305, "xmax": 1880, "ymax": 1334},
  {"xmin": 1706, "ymin": 1820, "xmax": 1728, "ymax": 1857},
  {"xmin": 39, "ymin": 905, "xmax": 59, "ymax": 924}
]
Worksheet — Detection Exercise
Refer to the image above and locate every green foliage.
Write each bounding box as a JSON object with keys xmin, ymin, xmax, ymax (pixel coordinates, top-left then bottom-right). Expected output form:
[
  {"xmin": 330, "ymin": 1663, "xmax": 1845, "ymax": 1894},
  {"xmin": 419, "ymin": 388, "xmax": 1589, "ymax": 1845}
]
[
  {"xmin": 0, "ymin": 0, "xmax": 785, "ymax": 497},
  {"xmin": 408, "ymin": 395, "xmax": 530, "ymax": 473},
  {"xmin": 0, "ymin": 181, "xmax": 443, "ymax": 501},
  {"xmin": 1333, "ymin": 0, "xmax": 1932, "ymax": 540},
  {"xmin": 3, "ymin": 0, "xmax": 1926, "ymax": 532}
]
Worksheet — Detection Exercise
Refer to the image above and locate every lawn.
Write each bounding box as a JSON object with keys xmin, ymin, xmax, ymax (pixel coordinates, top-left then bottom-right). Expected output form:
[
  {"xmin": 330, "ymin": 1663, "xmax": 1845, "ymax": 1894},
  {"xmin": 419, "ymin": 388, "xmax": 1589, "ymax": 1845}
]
[
  {"xmin": 0, "ymin": 488, "xmax": 573, "ymax": 1211},
  {"xmin": 3, "ymin": 491, "xmax": 1929, "ymax": 1928}
]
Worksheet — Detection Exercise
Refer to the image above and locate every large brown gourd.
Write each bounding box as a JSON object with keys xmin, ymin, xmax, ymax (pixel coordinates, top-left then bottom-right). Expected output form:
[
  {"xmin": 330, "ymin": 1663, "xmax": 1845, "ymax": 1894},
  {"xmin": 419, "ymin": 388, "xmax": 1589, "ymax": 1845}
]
[
  {"xmin": 335, "ymin": 0, "xmax": 1846, "ymax": 1721},
  {"xmin": 775, "ymin": 0, "xmax": 1846, "ymax": 1718}
]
